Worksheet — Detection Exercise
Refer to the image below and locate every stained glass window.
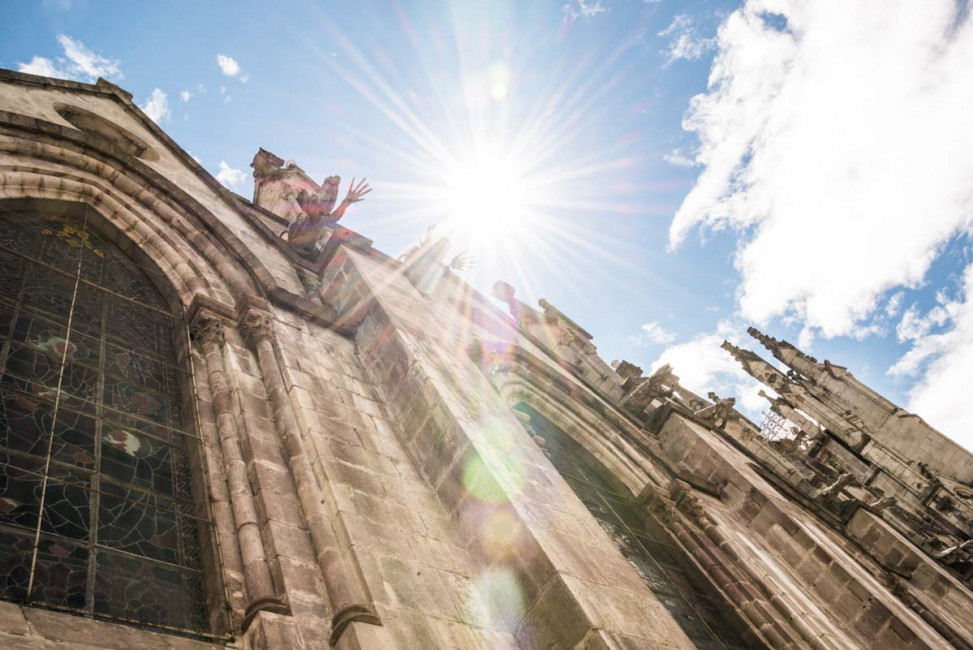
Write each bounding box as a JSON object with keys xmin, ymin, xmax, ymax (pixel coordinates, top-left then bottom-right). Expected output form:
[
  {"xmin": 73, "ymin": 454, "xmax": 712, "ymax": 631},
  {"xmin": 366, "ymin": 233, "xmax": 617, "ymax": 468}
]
[
  {"xmin": 515, "ymin": 403, "xmax": 753, "ymax": 650},
  {"xmin": 0, "ymin": 200, "xmax": 209, "ymax": 635}
]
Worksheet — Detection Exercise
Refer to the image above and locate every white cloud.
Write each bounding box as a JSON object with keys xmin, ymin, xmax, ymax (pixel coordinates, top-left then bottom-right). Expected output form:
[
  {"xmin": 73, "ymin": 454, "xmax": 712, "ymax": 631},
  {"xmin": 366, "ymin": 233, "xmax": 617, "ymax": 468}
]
[
  {"xmin": 658, "ymin": 14, "xmax": 716, "ymax": 65},
  {"xmin": 651, "ymin": 321, "xmax": 768, "ymax": 416},
  {"xmin": 796, "ymin": 326, "xmax": 814, "ymax": 350},
  {"xmin": 18, "ymin": 35, "xmax": 122, "ymax": 82},
  {"xmin": 139, "ymin": 88, "xmax": 170, "ymax": 123},
  {"xmin": 179, "ymin": 90, "xmax": 193, "ymax": 102},
  {"xmin": 562, "ymin": 0, "xmax": 608, "ymax": 24},
  {"xmin": 18, "ymin": 57, "xmax": 61, "ymax": 78},
  {"xmin": 890, "ymin": 264, "xmax": 973, "ymax": 450},
  {"xmin": 217, "ymin": 54, "xmax": 242, "ymax": 77},
  {"xmin": 630, "ymin": 321, "xmax": 676, "ymax": 346},
  {"xmin": 216, "ymin": 161, "xmax": 246, "ymax": 189},
  {"xmin": 669, "ymin": 1, "xmax": 973, "ymax": 343},
  {"xmin": 885, "ymin": 291, "xmax": 905, "ymax": 317},
  {"xmin": 663, "ymin": 148, "xmax": 696, "ymax": 167}
]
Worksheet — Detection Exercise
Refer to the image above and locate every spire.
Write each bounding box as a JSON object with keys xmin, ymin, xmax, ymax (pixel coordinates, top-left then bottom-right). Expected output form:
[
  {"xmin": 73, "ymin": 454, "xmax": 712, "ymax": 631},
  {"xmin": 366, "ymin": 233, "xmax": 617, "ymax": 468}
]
[
  {"xmin": 747, "ymin": 326, "xmax": 778, "ymax": 351},
  {"xmin": 721, "ymin": 340, "xmax": 761, "ymax": 365},
  {"xmin": 747, "ymin": 326, "xmax": 825, "ymax": 383}
]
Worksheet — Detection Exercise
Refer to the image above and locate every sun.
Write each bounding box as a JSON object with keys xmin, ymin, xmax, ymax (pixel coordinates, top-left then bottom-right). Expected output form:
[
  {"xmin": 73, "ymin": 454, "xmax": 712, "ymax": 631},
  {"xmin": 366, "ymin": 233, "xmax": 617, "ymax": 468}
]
[{"xmin": 439, "ymin": 141, "xmax": 541, "ymax": 250}]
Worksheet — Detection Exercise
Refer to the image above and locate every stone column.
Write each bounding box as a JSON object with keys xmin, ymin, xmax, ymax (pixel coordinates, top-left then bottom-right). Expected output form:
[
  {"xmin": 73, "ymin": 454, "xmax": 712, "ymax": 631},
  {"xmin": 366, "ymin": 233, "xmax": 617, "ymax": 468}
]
[
  {"xmin": 190, "ymin": 311, "xmax": 289, "ymax": 627},
  {"xmin": 238, "ymin": 308, "xmax": 381, "ymax": 645}
]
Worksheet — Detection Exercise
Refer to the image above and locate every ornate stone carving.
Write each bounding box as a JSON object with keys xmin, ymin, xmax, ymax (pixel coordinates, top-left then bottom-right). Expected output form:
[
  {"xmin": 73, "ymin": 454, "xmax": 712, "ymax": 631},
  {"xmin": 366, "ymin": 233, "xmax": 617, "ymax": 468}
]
[
  {"xmin": 621, "ymin": 364, "xmax": 679, "ymax": 417},
  {"xmin": 669, "ymin": 480, "xmax": 710, "ymax": 526},
  {"xmin": 649, "ymin": 498, "xmax": 678, "ymax": 526},
  {"xmin": 811, "ymin": 472, "xmax": 857, "ymax": 503},
  {"xmin": 492, "ymin": 280, "xmax": 529, "ymax": 324},
  {"xmin": 933, "ymin": 539, "xmax": 973, "ymax": 566},
  {"xmin": 251, "ymin": 147, "xmax": 286, "ymax": 178},
  {"xmin": 771, "ymin": 428, "xmax": 809, "ymax": 455},
  {"xmin": 612, "ymin": 360, "xmax": 644, "ymax": 388},
  {"xmin": 400, "ymin": 229, "xmax": 473, "ymax": 295},
  {"xmin": 539, "ymin": 298, "xmax": 596, "ymax": 356},
  {"xmin": 694, "ymin": 392, "xmax": 738, "ymax": 429},
  {"xmin": 869, "ymin": 496, "xmax": 897, "ymax": 512},
  {"xmin": 917, "ymin": 461, "xmax": 935, "ymax": 480},
  {"xmin": 646, "ymin": 364, "xmax": 678, "ymax": 397},
  {"xmin": 250, "ymin": 148, "xmax": 371, "ymax": 254},
  {"xmin": 288, "ymin": 177, "xmax": 371, "ymax": 252},
  {"xmin": 189, "ymin": 311, "xmax": 225, "ymax": 346},
  {"xmin": 240, "ymin": 310, "xmax": 274, "ymax": 347},
  {"xmin": 251, "ymin": 148, "xmax": 317, "ymax": 222}
]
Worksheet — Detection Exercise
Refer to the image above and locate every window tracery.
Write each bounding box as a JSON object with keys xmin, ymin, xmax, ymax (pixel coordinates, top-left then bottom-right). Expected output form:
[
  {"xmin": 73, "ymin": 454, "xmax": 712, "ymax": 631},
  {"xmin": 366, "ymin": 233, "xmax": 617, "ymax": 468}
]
[
  {"xmin": 0, "ymin": 200, "xmax": 209, "ymax": 635},
  {"xmin": 514, "ymin": 402, "xmax": 751, "ymax": 649}
]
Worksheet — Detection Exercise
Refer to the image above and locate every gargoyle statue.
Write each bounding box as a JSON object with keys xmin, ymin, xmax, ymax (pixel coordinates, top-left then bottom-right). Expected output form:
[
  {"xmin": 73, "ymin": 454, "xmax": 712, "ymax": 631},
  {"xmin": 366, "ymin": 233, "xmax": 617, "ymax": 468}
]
[
  {"xmin": 933, "ymin": 539, "xmax": 973, "ymax": 567},
  {"xmin": 694, "ymin": 392, "xmax": 738, "ymax": 429},
  {"xmin": 399, "ymin": 228, "xmax": 474, "ymax": 295},
  {"xmin": 288, "ymin": 176, "xmax": 371, "ymax": 252},
  {"xmin": 249, "ymin": 148, "xmax": 371, "ymax": 253},
  {"xmin": 811, "ymin": 472, "xmax": 857, "ymax": 503}
]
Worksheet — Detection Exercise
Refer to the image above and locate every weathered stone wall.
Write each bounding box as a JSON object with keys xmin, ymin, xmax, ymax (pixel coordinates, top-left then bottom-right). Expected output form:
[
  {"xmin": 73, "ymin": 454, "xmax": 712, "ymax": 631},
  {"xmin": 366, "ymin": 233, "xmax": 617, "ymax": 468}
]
[{"xmin": 338, "ymin": 248, "xmax": 698, "ymax": 648}]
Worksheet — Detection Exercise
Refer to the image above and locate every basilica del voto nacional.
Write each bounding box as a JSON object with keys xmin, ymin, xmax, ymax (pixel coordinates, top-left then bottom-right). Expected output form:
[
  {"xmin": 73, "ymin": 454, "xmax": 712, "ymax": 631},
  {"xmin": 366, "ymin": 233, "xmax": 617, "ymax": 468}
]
[{"xmin": 0, "ymin": 68, "xmax": 969, "ymax": 650}]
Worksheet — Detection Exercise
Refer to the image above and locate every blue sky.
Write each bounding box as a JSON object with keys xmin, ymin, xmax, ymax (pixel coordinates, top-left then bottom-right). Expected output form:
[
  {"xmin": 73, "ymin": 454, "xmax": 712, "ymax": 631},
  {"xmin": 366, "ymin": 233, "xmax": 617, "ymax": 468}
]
[{"xmin": 3, "ymin": 0, "xmax": 972, "ymax": 449}]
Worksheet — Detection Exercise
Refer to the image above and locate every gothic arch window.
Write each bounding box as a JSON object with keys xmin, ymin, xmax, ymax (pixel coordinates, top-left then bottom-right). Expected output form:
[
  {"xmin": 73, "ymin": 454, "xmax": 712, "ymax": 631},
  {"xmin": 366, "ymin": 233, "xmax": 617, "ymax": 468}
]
[
  {"xmin": 514, "ymin": 402, "xmax": 752, "ymax": 649},
  {"xmin": 0, "ymin": 199, "xmax": 210, "ymax": 635}
]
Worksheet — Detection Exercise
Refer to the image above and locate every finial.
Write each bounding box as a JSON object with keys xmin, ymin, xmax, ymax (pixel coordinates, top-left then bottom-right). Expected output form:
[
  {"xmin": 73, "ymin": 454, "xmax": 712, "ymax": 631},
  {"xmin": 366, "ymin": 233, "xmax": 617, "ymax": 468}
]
[{"xmin": 747, "ymin": 326, "xmax": 777, "ymax": 349}]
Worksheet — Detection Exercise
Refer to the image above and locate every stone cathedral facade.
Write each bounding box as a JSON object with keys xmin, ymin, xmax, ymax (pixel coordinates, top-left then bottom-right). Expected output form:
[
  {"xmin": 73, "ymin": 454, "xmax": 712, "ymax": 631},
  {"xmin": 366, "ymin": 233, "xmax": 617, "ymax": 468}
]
[{"xmin": 0, "ymin": 68, "xmax": 970, "ymax": 650}]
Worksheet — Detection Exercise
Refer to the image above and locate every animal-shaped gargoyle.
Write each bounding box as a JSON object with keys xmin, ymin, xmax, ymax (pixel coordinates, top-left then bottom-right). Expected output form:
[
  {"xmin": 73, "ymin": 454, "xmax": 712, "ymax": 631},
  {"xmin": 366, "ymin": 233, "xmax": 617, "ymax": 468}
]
[
  {"xmin": 249, "ymin": 148, "xmax": 371, "ymax": 254},
  {"xmin": 287, "ymin": 176, "xmax": 371, "ymax": 252},
  {"xmin": 399, "ymin": 226, "xmax": 474, "ymax": 295}
]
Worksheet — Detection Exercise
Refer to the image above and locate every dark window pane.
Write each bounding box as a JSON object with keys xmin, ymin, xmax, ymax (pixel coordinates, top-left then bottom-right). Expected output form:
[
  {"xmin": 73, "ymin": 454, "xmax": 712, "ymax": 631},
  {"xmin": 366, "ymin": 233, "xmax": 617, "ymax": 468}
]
[
  {"xmin": 0, "ymin": 452, "xmax": 45, "ymax": 531},
  {"xmin": 98, "ymin": 480, "xmax": 179, "ymax": 565},
  {"xmin": 105, "ymin": 300, "xmax": 172, "ymax": 360},
  {"xmin": 30, "ymin": 536, "xmax": 89, "ymax": 609},
  {"xmin": 103, "ymin": 377, "xmax": 169, "ymax": 425},
  {"xmin": 0, "ymin": 203, "xmax": 207, "ymax": 635},
  {"xmin": 94, "ymin": 550, "xmax": 205, "ymax": 631},
  {"xmin": 105, "ymin": 344, "xmax": 167, "ymax": 393},
  {"xmin": 0, "ymin": 256, "xmax": 24, "ymax": 302},
  {"xmin": 100, "ymin": 422, "xmax": 174, "ymax": 494},
  {"xmin": 40, "ymin": 469, "xmax": 90, "ymax": 541},
  {"xmin": 0, "ymin": 528, "xmax": 33, "ymax": 600}
]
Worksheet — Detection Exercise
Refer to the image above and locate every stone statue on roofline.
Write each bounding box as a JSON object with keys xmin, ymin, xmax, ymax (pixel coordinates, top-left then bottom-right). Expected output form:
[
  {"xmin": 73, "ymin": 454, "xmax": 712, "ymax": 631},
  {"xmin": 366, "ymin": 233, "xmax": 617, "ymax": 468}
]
[
  {"xmin": 399, "ymin": 227, "xmax": 474, "ymax": 295},
  {"xmin": 694, "ymin": 392, "xmax": 738, "ymax": 429},
  {"xmin": 620, "ymin": 363, "xmax": 679, "ymax": 417},
  {"xmin": 933, "ymin": 539, "xmax": 973, "ymax": 568},
  {"xmin": 250, "ymin": 148, "xmax": 371, "ymax": 253},
  {"xmin": 811, "ymin": 472, "xmax": 858, "ymax": 503},
  {"xmin": 288, "ymin": 176, "xmax": 371, "ymax": 252}
]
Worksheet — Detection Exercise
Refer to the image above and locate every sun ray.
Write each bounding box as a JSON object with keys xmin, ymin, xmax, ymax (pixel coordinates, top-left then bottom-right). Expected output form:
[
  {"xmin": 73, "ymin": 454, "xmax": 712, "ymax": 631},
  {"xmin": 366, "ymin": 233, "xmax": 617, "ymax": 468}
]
[{"xmin": 289, "ymin": 2, "xmax": 663, "ymax": 310}]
